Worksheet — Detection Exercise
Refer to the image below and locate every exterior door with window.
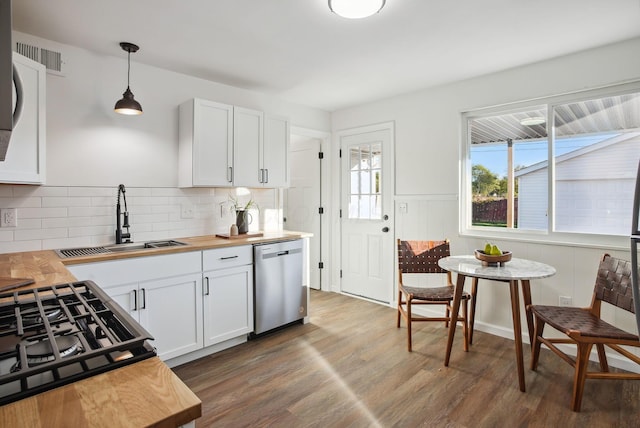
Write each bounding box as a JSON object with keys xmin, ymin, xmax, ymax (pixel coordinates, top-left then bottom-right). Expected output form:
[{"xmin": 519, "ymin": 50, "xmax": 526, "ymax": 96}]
[{"xmin": 340, "ymin": 124, "xmax": 394, "ymax": 303}]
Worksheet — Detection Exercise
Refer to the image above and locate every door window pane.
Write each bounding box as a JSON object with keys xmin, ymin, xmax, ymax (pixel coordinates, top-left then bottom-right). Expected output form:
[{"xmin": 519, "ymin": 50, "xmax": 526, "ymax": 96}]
[{"xmin": 348, "ymin": 143, "xmax": 383, "ymax": 219}]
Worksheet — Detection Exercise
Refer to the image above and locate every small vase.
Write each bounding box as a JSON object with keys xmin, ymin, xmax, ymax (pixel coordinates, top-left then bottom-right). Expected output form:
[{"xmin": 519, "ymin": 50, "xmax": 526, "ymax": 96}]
[{"xmin": 235, "ymin": 210, "xmax": 252, "ymax": 234}]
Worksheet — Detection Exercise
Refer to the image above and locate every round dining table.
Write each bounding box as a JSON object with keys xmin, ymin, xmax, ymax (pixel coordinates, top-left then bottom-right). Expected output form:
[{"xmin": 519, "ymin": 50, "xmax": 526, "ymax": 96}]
[{"xmin": 438, "ymin": 255, "xmax": 556, "ymax": 392}]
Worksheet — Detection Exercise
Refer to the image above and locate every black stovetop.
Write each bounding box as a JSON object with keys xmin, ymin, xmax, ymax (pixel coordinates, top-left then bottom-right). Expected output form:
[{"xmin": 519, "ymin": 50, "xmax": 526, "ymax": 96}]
[{"xmin": 0, "ymin": 280, "xmax": 155, "ymax": 405}]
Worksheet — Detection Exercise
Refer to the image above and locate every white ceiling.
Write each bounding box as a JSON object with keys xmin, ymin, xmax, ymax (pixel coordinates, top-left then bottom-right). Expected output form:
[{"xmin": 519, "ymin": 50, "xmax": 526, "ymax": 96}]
[{"xmin": 12, "ymin": 0, "xmax": 640, "ymax": 112}]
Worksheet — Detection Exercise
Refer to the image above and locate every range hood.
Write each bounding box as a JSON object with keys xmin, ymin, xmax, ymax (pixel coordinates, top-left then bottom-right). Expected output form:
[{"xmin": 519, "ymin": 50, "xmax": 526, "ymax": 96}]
[{"xmin": 0, "ymin": 0, "xmax": 23, "ymax": 162}]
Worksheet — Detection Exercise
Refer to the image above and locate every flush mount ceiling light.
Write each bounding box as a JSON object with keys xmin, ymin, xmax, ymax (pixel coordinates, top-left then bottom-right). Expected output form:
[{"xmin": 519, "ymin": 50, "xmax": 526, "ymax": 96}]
[
  {"xmin": 520, "ymin": 116, "xmax": 545, "ymax": 126},
  {"xmin": 328, "ymin": 0, "xmax": 386, "ymax": 19},
  {"xmin": 114, "ymin": 42, "xmax": 143, "ymax": 115}
]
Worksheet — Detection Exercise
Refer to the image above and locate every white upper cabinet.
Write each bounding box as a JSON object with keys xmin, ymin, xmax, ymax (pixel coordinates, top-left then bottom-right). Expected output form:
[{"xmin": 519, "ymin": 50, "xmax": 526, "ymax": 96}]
[
  {"xmin": 232, "ymin": 106, "xmax": 263, "ymax": 187},
  {"xmin": 0, "ymin": 53, "xmax": 46, "ymax": 184},
  {"xmin": 179, "ymin": 98, "xmax": 289, "ymax": 188},
  {"xmin": 262, "ymin": 114, "xmax": 289, "ymax": 187},
  {"xmin": 179, "ymin": 99, "xmax": 233, "ymax": 187}
]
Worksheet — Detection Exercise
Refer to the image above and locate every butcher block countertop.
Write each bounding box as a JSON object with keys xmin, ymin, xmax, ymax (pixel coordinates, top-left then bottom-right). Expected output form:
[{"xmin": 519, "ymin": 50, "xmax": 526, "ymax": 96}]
[
  {"xmin": 0, "ymin": 357, "xmax": 201, "ymax": 428},
  {"xmin": 0, "ymin": 231, "xmax": 309, "ymax": 427}
]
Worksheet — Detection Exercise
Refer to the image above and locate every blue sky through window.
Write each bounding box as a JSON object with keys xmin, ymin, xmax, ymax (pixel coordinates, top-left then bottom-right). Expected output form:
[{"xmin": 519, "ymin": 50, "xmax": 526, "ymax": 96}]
[{"xmin": 471, "ymin": 134, "xmax": 616, "ymax": 178}]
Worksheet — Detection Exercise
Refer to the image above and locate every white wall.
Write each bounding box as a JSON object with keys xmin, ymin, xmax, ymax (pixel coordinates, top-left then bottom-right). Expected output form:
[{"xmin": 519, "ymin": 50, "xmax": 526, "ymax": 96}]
[{"xmin": 331, "ymin": 37, "xmax": 640, "ymax": 369}]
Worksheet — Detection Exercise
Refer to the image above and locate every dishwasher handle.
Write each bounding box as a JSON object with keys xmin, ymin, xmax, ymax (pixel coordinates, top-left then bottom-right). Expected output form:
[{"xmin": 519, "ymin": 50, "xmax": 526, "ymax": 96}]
[{"xmin": 276, "ymin": 251, "xmax": 289, "ymax": 256}]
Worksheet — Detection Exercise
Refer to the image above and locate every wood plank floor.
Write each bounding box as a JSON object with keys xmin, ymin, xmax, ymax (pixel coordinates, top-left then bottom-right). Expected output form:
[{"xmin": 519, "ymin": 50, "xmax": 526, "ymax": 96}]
[{"xmin": 173, "ymin": 290, "xmax": 640, "ymax": 427}]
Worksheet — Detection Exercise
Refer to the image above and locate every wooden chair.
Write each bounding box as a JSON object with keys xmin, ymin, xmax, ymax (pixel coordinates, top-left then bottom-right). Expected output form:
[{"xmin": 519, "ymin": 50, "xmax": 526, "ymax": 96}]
[
  {"xmin": 530, "ymin": 254, "xmax": 640, "ymax": 411},
  {"xmin": 396, "ymin": 239, "xmax": 472, "ymax": 352}
]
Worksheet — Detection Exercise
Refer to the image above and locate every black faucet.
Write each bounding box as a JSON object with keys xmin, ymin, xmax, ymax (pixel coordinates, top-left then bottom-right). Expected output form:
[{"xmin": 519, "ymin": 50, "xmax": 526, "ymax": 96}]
[{"xmin": 115, "ymin": 184, "xmax": 132, "ymax": 244}]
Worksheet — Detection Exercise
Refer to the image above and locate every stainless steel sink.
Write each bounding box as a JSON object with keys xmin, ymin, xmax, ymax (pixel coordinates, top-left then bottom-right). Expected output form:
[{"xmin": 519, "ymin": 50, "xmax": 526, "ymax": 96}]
[{"xmin": 56, "ymin": 240, "xmax": 187, "ymax": 258}]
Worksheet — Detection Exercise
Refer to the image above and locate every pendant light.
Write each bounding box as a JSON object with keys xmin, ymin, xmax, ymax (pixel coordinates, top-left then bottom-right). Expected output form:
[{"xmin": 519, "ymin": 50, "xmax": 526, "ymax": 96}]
[
  {"xmin": 114, "ymin": 42, "xmax": 143, "ymax": 115},
  {"xmin": 329, "ymin": 0, "xmax": 386, "ymax": 19}
]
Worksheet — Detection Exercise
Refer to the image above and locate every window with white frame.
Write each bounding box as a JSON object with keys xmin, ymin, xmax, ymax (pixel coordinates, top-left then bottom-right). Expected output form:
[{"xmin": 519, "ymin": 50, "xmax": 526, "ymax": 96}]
[
  {"xmin": 462, "ymin": 84, "xmax": 640, "ymax": 240},
  {"xmin": 348, "ymin": 142, "xmax": 382, "ymax": 220}
]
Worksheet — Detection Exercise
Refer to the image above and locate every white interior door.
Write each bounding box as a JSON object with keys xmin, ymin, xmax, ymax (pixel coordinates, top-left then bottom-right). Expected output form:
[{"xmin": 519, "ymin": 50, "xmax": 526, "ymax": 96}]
[
  {"xmin": 340, "ymin": 124, "xmax": 394, "ymax": 303},
  {"xmin": 284, "ymin": 136, "xmax": 322, "ymax": 290}
]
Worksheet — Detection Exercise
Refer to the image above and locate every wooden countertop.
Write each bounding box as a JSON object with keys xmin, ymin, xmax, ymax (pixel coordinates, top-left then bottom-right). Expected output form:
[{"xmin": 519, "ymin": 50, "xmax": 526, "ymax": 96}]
[
  {"xmin": 0, "ymin": 231, "xmax": 309, "ymax": 426},
  {"xmin": 0, "ymin": 357, "xmax": 201, "ymax": 428}
]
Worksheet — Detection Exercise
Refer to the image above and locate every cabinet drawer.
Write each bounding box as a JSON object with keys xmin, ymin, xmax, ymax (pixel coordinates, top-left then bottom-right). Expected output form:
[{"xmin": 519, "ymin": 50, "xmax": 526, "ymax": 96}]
[{"xmin": 203, "ymin": 245, "xmax": 252, "ymax": 270}]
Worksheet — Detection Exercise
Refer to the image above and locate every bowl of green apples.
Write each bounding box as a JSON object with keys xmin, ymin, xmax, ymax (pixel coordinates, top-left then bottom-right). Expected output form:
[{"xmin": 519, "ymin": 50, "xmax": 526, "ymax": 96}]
[{"xmin": 475, "ymin": 243, "xmax": 512, "ymax": 266}]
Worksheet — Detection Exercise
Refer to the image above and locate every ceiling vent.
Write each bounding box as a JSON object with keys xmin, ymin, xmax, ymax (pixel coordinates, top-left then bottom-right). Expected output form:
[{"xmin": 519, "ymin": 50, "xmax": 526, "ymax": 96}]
[{"xmin": 15, "ymin": 41, "xmax": 64, "ymax": 76}]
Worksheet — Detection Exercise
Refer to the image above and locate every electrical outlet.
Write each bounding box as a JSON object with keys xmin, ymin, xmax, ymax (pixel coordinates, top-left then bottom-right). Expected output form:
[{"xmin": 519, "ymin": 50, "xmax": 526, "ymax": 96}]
[
  {"xmin": 559, "ymin": 296, "xmax": 572, "ymax": 307},
  {"xmin": 181, "ymin": 205, "xmax": 195, "ymax": 219},
  {"xmin": 399, "ymin": 203, "xmax": 408, "ymax": 214},
  {"xmin": 0, "ymin": 208, "xmax": 17, "ymax": 227}
]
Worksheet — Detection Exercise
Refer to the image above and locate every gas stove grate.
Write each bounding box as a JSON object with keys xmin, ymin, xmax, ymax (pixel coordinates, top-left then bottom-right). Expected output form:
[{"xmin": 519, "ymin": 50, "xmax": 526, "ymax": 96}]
[{"xmin": 0, "ymin": 280, "xmax": 156, "ymax": 405}]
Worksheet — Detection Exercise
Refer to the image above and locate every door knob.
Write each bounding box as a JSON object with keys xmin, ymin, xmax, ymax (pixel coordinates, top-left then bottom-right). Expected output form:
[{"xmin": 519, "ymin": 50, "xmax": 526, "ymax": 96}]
[{"xmin": 382, "ymin": 227, "xmax": 389, "ymax": 232}]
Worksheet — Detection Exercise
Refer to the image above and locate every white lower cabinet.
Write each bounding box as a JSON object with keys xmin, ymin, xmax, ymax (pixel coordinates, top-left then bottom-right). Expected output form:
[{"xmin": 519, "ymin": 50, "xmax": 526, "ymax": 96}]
[
  {"xmin": 67, "ymin": 252, "xmax": 203, "ymax": 361},
  {"xmin": 106, "ymin": 274, "xmax": 203, "ymax": 360},
  {"xmin": 67, "ymin": 246, "xmax": 254, "ymax": 363},
  {"xmin": 203, "ymin": 245, "xmax": 254, "ymax": 347}
]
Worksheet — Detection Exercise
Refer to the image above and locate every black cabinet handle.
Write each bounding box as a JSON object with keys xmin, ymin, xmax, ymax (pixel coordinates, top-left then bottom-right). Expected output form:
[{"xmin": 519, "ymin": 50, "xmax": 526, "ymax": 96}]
[
  {"xmin": 141, "ymin": 288, "xmax": 147, "ymax": 309},
  {"xmin": 382, "ymin": 227, "xmax": 389, "ymax": 232},
  {"xmin": 132, "ymin": 289, "xmax": 138, "ymax": 311},
  {"xmin": 220, "ymin": 255, "xmax": 239, "ymax": 260}
]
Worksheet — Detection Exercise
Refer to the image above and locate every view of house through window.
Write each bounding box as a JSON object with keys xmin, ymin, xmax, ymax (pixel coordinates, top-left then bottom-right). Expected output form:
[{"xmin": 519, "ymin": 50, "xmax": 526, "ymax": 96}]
[
  {"xmin": 466, "ymin": 88, "xmax": 640, "ymax": 236},
  {"xmin": 348, "ymin": 143, "xmax": 382, "ymax": 219}
]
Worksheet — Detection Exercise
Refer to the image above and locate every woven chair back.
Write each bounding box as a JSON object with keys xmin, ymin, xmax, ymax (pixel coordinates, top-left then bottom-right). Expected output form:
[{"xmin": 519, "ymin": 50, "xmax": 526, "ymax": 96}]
[
  {"xmin": 595, "ymin": 254, "xmax": 635, "ymax": 313},
  {"xmin": 397, "ymin": 240, "xmax": 450, "ymax": 274}
]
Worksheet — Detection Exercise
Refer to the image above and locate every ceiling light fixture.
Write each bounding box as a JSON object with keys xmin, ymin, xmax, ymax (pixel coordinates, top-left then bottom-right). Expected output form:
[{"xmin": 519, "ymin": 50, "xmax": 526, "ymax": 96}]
[
  {"xmin": 328, "ymin": 0, "xmax": 386, "ymax": 19},
  {"xmin": 114, "ymin": 42, "xmax": 143, "ymax": 115},
  {"xmin": 520, "ymin": 116, "xmax": 545, "ymax": 126}
]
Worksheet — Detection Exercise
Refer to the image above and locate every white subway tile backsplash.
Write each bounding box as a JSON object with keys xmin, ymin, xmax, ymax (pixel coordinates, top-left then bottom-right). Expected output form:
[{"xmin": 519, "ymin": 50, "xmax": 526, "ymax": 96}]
[
  {"xmin": 0, "ymin": 185, "xmax": 279, "ymax": 251},
  {"xmin": 0, "ymin": 186, "xmax": 13, "ymax": 197},
  {"xmin": 0, "ymin": 240, "xmax": 42, "ymax": 253},
  {"xmin": 13, "ymin": 186, "xmax": 68, "ymax": 197},
  {"xmin": 42, "ymin": 197, "xmax": 92, "ymax": 208},
  {"xmin": 90, "ymin": 197, "xmax": 115, "ymax": 207},
  {"xmin": 0, "ymin": 197, "xmax": 42, "ymax": 208},
  {"xmin": 68, "ymin": 187, "xmax": 115, "ymax": 197},
  {"xmin": 130, "ymin": 196, "xmax": 170, "ymax": 206},
  {"xmin": 16, "ymin": 219, "xmax": 42, "ymax": 229},
  {"xmin": 70, "ymin": 206, "xmax": 112, "ymax": 217},
  {"xmin": 43, "ymin": 217, "xmax": 93, "ymax": 229},
  {"xmin": 20, "ymin": 207, "xmax": 68, "ymax": 219},
  {"xmin": 15, "ymin": 228, "xmax": 67, "ymax": 241},
  {"xmin": 44, "ymin": 237, "xmax": 93, "ymax": 250},
  {"xmin": 68, "ymin": 225, "xmax": 113, "ymax": 238}
]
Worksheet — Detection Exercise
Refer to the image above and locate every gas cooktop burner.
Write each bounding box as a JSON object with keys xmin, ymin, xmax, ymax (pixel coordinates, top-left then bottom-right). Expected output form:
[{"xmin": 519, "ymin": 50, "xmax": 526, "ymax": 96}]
[
  {"xmin": 21, "ymin": 306, "xmax": 63, "ymax": 327},
  {"xmin": 0, "ymin": 280, "xmax": 156, "ymax": 405},
  {"xmin": 10, "ymin": 336, "xmax": 82, "ymax": 372}
]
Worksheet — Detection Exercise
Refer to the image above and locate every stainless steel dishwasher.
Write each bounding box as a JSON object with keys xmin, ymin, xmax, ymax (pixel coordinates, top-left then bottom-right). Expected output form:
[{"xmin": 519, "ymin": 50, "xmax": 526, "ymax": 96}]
[{"xmin": 253, "ymin": 239, "xmax": 306, "ymax": 335}]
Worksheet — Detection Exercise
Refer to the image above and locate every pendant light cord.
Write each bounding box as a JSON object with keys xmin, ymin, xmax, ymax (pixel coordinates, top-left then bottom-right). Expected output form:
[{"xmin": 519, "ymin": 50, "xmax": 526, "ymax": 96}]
[{"xmin": 126, "ymin": 49, "xmax": 131, "ymax": 89}]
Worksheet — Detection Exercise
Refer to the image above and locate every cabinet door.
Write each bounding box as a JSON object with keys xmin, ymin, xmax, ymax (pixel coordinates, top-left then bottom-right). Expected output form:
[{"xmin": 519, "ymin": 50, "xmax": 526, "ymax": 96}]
[
  {"xmin": 203, "ymin": 264, "xmax": 254, "ymax": 347},
  {"xmin": 233, "ymin": 106, "xmax": 263, "ymax": 187},
  {"xmin": 179, "ymin": 99, "xmax": 233, "ymax": 187},
  {"xmin": 101, "ymin": 282, "xmax": 139, "ymax": 320},
  {"xmin": 0, "ymin": 53, "xmax": 46, "ymax": 184},
  {"xmin": 139, "ymin": 273, "xmax": 204, "ymax": 361},
  {"xmin": 262, "ymin": 115, "xmax": 289, "ymax": 187}
]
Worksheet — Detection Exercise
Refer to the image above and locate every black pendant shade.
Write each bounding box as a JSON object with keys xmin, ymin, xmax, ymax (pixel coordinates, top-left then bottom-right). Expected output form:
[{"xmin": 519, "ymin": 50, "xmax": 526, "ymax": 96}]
[{"xmin": 114, "ymin": 42, "xmax": 143, "ymax": 115}]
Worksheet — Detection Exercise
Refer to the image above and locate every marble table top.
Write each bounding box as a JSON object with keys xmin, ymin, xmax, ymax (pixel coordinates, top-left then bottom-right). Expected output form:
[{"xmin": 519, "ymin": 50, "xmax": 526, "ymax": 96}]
[{"xmin": 438, "ymin": 255, "xmax": 556, "ymax": 281}]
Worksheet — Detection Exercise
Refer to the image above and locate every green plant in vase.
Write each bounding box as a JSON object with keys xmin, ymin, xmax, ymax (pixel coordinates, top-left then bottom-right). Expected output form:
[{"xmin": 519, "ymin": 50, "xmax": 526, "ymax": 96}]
[{"xmin": 226, "ymin": 194, "xmax": 259, "ymax": 234}]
